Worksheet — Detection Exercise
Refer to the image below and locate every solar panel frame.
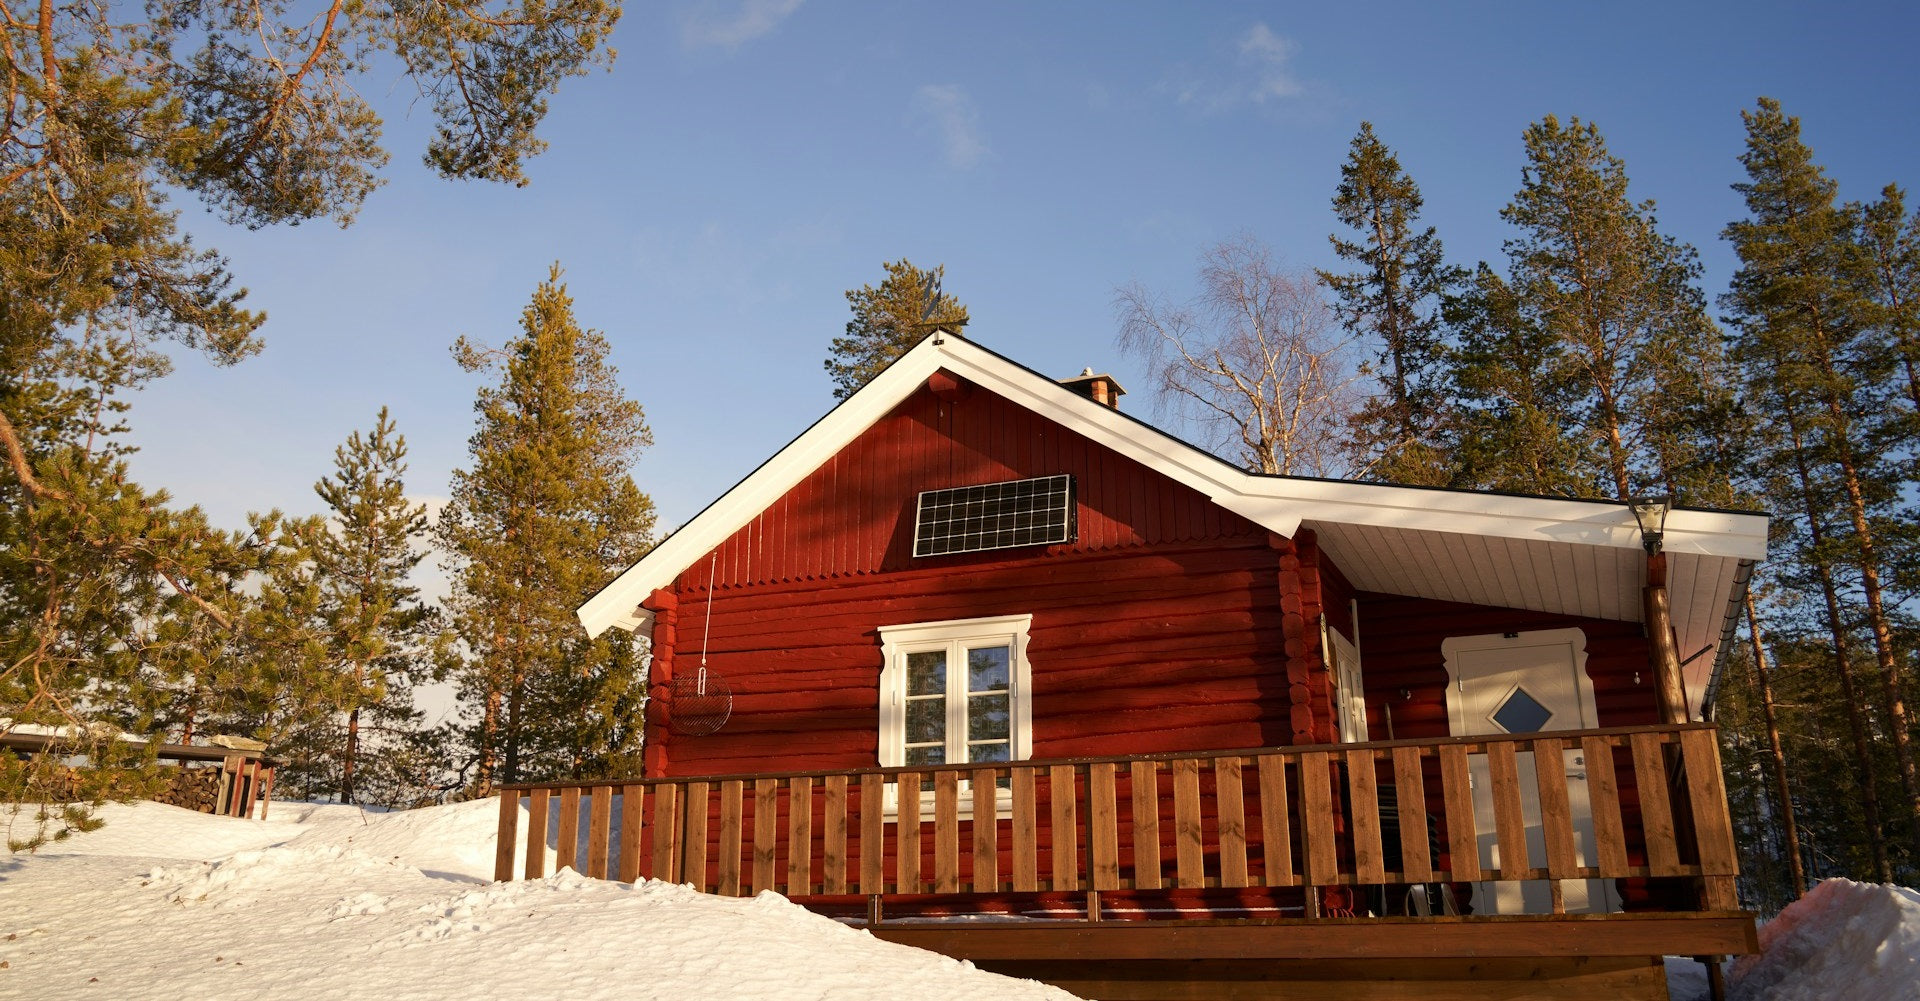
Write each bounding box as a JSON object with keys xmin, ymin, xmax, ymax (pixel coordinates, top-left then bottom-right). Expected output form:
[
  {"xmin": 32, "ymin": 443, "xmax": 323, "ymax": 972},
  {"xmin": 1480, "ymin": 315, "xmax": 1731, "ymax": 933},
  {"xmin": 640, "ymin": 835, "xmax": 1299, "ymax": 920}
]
[{"xmin": 912, "ymin": 474, "xmax": 1076, "ymax": 558}]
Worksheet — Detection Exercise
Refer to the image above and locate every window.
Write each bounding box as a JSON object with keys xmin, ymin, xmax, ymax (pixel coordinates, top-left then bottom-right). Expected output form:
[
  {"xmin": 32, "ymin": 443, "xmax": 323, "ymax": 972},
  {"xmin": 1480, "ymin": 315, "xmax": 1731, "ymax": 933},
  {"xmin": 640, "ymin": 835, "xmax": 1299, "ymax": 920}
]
[{"xmin": 878, "ymin": 614, "xmax": 1033, "ymax": 771}]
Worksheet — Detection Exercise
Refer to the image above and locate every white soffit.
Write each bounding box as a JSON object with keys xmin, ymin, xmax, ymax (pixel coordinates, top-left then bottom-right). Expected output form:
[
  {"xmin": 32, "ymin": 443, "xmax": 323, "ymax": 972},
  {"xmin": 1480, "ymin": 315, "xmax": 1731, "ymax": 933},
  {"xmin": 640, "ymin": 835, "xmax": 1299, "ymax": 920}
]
[{"xmin": 578, "ymin": 334, "xmax": 1769, "ymax": 646}]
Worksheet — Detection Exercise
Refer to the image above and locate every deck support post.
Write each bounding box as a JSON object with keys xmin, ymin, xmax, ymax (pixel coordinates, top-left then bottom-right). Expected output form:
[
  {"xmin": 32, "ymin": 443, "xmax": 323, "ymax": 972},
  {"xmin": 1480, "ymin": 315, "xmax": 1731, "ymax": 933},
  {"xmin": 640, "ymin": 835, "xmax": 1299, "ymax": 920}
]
[
  {"xmin": 1644, "ymin": 553, "xmax": 1688, "ymax": 725},
  {"xmin": 1701, "ymin": 955, "xmax": 1727, "ymax": 1001},
  {"xmin": 1086, "ymin": 890, "xmax": 1101, "ymax": 922},
  {"xmin": 867, "ymin": 894, "xmax": 883, "ymax": 925}
]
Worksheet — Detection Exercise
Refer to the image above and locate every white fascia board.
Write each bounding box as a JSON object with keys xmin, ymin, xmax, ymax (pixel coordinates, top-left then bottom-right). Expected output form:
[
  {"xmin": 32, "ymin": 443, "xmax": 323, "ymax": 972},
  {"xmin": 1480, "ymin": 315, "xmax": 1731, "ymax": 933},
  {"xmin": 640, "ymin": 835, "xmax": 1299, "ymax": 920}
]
[{"xmin": 578, "ymin": 333, "xmax": 1769, "ymax": 637}]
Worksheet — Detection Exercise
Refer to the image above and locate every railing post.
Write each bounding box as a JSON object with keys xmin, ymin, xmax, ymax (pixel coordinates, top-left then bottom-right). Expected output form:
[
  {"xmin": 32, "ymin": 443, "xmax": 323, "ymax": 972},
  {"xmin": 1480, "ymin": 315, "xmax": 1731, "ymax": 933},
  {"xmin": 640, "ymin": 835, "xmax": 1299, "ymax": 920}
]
[{"xmin": 494, "ymin": 790, "xmax": 520, "ymax": 882}]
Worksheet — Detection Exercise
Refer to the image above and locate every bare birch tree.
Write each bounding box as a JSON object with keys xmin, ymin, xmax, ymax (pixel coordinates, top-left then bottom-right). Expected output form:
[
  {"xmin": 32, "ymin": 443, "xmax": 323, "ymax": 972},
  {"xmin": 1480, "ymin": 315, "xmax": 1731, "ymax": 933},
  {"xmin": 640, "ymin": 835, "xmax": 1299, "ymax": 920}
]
[{"xmin": 1117, "ymin": 238, "xmax": 1359, "ymax": 477}]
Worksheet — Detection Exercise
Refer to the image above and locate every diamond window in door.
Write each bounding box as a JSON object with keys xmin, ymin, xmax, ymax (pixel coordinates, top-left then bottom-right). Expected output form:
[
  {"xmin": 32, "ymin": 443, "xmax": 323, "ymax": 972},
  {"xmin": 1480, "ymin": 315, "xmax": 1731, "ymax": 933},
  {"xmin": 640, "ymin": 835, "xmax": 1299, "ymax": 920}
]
[{"xmin": 1490, "ymin": 685, "xmax": 1554, "ymax": 733}]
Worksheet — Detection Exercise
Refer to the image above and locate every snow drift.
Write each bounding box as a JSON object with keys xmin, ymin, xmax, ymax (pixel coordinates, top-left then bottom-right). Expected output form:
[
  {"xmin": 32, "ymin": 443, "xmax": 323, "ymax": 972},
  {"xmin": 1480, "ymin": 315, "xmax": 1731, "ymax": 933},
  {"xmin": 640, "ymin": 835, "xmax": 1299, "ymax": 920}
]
[
  {"xmin": 1728, "ymin": 878, "xmax": 1920, "ymax": 1001},
  {"xmin": 0, "ymin": 800, "xmax": 1078, "ymax": 1000}
]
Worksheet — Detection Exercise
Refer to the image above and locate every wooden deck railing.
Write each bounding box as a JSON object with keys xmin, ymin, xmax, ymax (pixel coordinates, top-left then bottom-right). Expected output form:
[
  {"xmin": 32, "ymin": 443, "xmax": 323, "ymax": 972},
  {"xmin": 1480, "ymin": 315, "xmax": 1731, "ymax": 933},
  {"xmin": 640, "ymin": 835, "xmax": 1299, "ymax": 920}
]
[{"xmin": 492, "ymin": 723, "xmax": 1738, "ymax": 915}]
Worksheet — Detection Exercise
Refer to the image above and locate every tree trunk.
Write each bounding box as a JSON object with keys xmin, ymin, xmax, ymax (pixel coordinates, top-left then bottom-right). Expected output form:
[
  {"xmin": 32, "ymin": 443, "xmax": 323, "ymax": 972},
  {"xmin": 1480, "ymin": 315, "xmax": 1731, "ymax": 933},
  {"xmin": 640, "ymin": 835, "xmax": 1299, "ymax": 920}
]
[
  {"xmin": 1745, "ymin": 593, "xmax": 1806, "ymax": 897},
  {"xmin": 1809, "ymin": 315, "xmax": 1920, "ymax": 863},
  {"xmin": 1784, "ymin": 409, "xmax": 1892, "ymax": 881},
  {"xmin": 341, "ymin": 705, "xmax": 360, "ymax": 804},
  {"xmin": 475, "ymin": 686, "xmax": 501, "ymax": 798}
]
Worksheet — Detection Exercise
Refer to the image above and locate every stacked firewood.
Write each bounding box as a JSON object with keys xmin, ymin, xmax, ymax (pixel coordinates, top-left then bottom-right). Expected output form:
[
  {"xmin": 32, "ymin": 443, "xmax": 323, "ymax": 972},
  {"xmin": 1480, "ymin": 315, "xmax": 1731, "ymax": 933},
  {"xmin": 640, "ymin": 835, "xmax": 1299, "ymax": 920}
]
[{"xmin": 153, "ymin": 766, "xmax": 226, "ymax": 813}]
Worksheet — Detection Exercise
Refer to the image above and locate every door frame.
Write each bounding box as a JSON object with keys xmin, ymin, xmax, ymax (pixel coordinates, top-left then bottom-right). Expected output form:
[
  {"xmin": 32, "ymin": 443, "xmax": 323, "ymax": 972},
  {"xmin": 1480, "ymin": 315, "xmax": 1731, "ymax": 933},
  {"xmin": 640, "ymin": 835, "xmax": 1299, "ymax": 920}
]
[{"xmin": 1440, "ymin": 627, "xmax": 1596, "ymax": 734}]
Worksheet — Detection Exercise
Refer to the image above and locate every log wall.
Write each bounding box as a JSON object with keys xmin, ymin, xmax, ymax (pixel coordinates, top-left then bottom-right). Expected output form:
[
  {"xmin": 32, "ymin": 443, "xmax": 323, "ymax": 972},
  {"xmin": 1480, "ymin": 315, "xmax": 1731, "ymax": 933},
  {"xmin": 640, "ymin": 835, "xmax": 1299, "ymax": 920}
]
[{"xmin": 645, "ymin": 375, "xmax": 1334, "ymax": 777}]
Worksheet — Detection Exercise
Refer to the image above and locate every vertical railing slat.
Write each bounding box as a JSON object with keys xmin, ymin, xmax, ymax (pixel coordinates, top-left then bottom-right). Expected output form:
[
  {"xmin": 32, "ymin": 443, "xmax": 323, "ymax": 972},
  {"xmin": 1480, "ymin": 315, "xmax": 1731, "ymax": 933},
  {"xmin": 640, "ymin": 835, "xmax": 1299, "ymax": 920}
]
[
  {"xmin": 934, "ymin": 771, "xmax": 960, "ymax": 893},
  {"xmin": 1010, "ymin": 766, "xmax": 1038, "ymax": 892},
  {"xmin": 897, "ymin": 771, "xmax": 922, "ymax": 893},
  {"xmin": 1088, "ymin": 762, "xmax": 1121, "ymax": 891},
  {"xmin": 752, "ymin": 778, "xmax": 779, "ymax": 893},
  {"xmin": 1129, "ymin": 760, "xmax": 1163, "ymax": 890},
  {"xmin": 1583, "ymin": 737, "xmax": 1628, "ymax": 874},
  {"xmin": 1631, "ymin": 732, "xmax": 1680, "ymax": 876},
  {"xmin": 618, "ymin": 784, "xmax": 645, "ymax": 883},
  {"xmin": 1680, "ymin": 728, "xmax": 1741, "ymax": 910},
  {"xmin": 1049, "ymin": 764, "xmax": 1079, "ymax": 890},
  {"xmin": 1346, "ymin": 748, "xmax": 1385, "ymax": 886},
  {"xmin": 526, "ymin": 788, "xmax": 550, "ymax": 880},
  {"xmin": 1172, "ymin": 757, "xmax": 1204, "ymax": 888},
  {"xmin": 824, "ymin": 775, "xmax": 849, "ymax": 895},
  {"xmin": 788, "ymin": 776, "xmax": 813, "ymax": 895},
  {"xmin": 1214, "ymin": 757, "xmax": 1248, "ymax": 888},
  {"xmin": 972, "ymin": 769, "xmax": 999, "ymax": 893},
  {"xmin": 859, "ymin": 773, "xmax": 884, "ymax": 894},
  {"xmin": 682, "ymin": 781, "xmax": 710, "ymax": 892},
  {"xmin": 1390, "ymin": 746, "xmax": 1432, "ymax": 882},
  {"xmin": 1486, "ymin": 741, "xmax": 1529, "ymax": 879},
  {"xmin": 555, "ymin": 787, "xmax": 581, "ymax": 873},
  {"xmin": 1533, "ymin": 737, "xmax": 1579, "ymax": 888},
  {"xmin": 1256, "ymin": 754, "xmax": 1295, "ymax": 887},
  {"xmin": 719, "ymin": 779, "xmax": 744, "ymax": 896},
  {"xmin": 587, "ymin": 785, "xmax": 613, "ymax": 879},
  {"xmin": 1438, "ymin": 745, "xmax": 1478, "ymax": 883},
  {"xmin": 495, "ymin": 791, "xmax": 520, "ymax": 882},
  {"xmin": 1301, "ymin": 751, "xmax": 1337, "ymax": 888},
  {"xmin": 650, "ymin": 783, "xmax": 678, "ymax": 882}
]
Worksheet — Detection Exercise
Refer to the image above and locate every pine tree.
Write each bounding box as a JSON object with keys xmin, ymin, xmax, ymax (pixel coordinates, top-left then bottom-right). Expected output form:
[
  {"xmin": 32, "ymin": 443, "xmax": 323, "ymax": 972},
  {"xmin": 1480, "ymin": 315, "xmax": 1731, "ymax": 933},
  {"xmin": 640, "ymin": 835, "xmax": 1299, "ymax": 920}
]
[
  {"xmin": 1723, "ymin": 97, "xmax": 1919, "ymax": 878},
  {"xmin": 306, "ymin": 409, "xmax": 436, "ymax": 803},
  {"xmin": 1444, "ymin": 264, "xmax": 1597, "ymax": 496},
  {"xmin": 824, "ymin": 260, "xmax": 970, "ymax": 399},
  {"xmin": 437, "ymin": 266, "xmax": 657, "ymax": 794},
  {"xmin": 1319, "ymin": 122, "xmax": 1464, "ymax": 485},
  {"xmin": 1498, "ymin": 115, "xmax": 1727, "ymax": 502}
]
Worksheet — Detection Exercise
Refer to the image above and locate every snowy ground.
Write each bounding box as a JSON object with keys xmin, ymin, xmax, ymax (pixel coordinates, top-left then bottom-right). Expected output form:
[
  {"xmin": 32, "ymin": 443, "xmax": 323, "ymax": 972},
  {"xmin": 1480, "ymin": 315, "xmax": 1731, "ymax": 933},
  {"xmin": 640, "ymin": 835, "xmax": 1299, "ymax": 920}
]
[
  {"xmin": 4, "ymin": 800, "xmax": 1916, "ymax": 1000},
  {"xmin": 0, "ymin": 800, "xmax": 1078, "ymax": 1000}
]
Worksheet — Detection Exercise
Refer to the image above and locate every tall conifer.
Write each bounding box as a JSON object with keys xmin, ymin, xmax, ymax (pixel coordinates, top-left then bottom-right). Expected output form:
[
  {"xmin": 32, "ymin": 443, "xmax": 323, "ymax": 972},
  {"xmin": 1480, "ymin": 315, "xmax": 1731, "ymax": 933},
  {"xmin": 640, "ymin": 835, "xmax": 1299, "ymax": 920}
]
[
  {"xmin": 824, "ymin": 260, "xmax": 969, "ymax": 399},
  {"xmin": 1724, "ymin": 98, "xmax": 1919, "ymax": 876},
  {"xmin": 1319, "ymin": 122, "xmax": 1463, "ymax": 485},
  {"xmin": 1492, "ymin": 115, "xmax": 1727, "ymax": 502},
  {"xmin": 308, "ymin": 409, "xmax": 436, "ymax": 803},
  {"xmin": 437, "ymin": 267, "xmax": 656, "ymax": 793}
]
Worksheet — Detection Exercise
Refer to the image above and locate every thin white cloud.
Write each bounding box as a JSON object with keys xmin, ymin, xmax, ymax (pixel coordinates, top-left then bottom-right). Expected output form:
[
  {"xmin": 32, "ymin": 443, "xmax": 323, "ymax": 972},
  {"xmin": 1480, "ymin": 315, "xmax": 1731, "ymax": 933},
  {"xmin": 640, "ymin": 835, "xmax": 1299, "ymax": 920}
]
[
  {"xmin": 1159, "ymin": 22, "xmax": 1308, "ymax": 112},
  {"xmin": 912, "ymin": 84, "xmax": 988, "ymax": 169},
  {"xmin": 680, "ymin": 0, "xmax": 804, "ymax": 50},
  {"xmin": 1239, "ymin": 23, "xmax": 1302, "ymax": 102}
]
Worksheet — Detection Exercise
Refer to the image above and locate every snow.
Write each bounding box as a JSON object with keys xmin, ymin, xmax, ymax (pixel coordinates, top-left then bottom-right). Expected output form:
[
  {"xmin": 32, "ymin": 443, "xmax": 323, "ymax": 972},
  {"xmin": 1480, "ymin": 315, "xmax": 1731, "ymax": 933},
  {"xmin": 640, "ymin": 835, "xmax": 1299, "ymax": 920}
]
[
  {"xmin": 0, "ymin": 800, "xmax": 1080, "ymax": 1000},
  {"xmin": 1725, "ymin": 879, "xmax": 1920, "ymax": 1001},
  {"xmin": 11, "ymin": 801, "xmax": 1920, "ymax": 1000}
]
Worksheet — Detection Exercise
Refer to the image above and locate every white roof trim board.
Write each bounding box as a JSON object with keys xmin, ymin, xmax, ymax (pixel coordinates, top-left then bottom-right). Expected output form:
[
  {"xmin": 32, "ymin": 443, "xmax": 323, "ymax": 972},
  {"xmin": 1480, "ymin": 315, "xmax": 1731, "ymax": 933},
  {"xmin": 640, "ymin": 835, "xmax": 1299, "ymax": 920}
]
[{"xmin": 579, "ymin": 334, "xmax": 1768, "ymax": 718}]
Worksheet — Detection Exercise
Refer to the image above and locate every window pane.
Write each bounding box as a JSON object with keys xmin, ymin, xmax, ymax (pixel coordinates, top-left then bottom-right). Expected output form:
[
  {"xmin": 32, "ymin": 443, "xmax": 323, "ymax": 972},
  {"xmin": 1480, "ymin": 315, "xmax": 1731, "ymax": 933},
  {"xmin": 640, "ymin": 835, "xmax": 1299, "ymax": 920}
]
[
  {"xmin": 906, "ymin": 651, "xmax": 946, "ymax": 696},
  {"xmin": 968, "ymin": 645, "xmax": 1010, "ymax": 692},
  {"xmin": 968, "ymin": 741, "xmax": 1010, "ymax": 763},
  {"xmin": 906, "ymin": 698, "xmax": 946, "ymax": 744},
  {"xmin": 905, "ymin": 745, "xmax": 945, "ymax": 767},
  {"xmin": 968, "ymin": 692, "xmax": 1010, "ymax": 741}
]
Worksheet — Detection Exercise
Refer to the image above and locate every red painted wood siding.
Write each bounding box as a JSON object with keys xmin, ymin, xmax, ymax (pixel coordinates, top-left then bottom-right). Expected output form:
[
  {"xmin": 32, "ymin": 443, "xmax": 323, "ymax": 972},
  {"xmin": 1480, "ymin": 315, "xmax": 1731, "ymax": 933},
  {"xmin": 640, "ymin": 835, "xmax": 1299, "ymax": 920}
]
[
  {"xmin": 1351, "ymin": 592, "xmax": 1659, "ymax": 740},
  {"xmin": 654, "ymin": 376, "xmax": 1294, "ymax": 777},
  {"xmin": 694, "ymin": 376, "xmax": 1254, "ymax": 590}
]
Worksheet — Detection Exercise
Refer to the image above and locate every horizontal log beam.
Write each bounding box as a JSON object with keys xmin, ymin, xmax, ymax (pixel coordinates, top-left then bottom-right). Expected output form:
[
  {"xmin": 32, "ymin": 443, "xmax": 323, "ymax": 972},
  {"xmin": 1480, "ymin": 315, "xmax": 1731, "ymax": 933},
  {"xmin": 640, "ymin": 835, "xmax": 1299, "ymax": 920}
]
[{"xmin": 869, "ymin": 913, "xmax": 1759, "ymax": 961}]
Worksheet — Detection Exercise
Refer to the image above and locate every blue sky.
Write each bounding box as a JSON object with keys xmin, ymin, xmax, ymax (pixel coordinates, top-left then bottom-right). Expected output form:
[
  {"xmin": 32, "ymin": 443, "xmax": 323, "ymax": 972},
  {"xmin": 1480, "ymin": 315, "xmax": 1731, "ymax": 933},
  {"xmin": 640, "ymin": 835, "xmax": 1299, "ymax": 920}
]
[{"xmin": 129, "ymin": 1, "xmax": 1920, "ymax": 549}]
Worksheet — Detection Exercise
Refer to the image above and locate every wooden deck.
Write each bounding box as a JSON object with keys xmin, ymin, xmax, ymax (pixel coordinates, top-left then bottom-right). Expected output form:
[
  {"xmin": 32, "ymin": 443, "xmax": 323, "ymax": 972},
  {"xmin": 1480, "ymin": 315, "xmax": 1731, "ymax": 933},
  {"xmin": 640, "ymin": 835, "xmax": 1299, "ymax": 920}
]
[{"xmin": 492, "ymin": 723, "xmax": 1751, "ymax": 1000}]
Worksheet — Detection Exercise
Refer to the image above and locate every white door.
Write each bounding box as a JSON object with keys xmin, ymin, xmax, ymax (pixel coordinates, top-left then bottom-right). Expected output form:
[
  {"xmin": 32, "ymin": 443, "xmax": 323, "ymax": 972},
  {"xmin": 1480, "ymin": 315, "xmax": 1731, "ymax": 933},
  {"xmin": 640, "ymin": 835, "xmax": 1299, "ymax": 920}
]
[{"xmin": 1440, "ymin": 628, "xmax": 1618, "ymax": 915}]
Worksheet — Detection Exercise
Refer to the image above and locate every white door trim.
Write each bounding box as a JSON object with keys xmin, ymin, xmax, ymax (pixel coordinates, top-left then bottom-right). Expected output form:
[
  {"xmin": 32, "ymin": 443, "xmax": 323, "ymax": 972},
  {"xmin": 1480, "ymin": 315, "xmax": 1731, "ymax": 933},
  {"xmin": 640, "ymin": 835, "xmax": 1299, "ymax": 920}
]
[{"xmin": 1440, "ymin": 627, "xmax": 1596, "ymax": 734}]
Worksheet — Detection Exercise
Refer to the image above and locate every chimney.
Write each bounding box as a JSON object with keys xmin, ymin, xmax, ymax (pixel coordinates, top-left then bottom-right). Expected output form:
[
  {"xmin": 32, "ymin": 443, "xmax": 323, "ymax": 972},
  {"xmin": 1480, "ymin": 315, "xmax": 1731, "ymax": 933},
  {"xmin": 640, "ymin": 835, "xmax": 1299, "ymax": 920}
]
[{"xmin": 1059, "ymin": 368, "xmax": 1126, "ymax": 410}]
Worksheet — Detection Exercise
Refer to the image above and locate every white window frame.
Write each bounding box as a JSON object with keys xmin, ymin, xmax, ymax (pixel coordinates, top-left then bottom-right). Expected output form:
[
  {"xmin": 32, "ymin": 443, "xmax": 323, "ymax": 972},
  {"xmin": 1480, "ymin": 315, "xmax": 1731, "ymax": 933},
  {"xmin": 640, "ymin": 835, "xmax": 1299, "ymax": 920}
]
[{"xmin": 877, "ymin": 614, "xmax": 1033, "ymax": 819}]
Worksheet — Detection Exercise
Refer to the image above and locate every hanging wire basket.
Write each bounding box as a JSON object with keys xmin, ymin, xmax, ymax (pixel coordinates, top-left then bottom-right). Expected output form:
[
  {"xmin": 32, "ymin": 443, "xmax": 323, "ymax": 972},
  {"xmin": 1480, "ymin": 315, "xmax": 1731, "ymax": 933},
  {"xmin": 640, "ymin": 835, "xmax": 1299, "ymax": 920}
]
[{"xmin": 669, "ymin": 665, "xmax": 732, "ymax": 736}]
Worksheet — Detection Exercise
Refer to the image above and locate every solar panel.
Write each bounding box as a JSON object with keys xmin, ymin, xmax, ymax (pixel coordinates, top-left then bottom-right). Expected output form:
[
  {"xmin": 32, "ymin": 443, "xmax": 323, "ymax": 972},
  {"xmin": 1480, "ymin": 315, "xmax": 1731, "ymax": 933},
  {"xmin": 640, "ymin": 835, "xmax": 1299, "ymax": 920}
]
[{"xmin": 913, "ymin": 475, "xmax": 1076, "ymax": 558}]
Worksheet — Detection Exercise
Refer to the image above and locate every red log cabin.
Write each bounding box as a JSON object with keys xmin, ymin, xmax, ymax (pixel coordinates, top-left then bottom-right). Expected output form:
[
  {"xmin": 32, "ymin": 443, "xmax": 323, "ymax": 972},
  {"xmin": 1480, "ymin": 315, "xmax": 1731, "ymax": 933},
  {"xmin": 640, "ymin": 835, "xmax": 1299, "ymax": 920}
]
[{"xmin": 494, "ymin": 332, "xmax": 1769, "ymax": 1001}]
